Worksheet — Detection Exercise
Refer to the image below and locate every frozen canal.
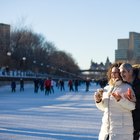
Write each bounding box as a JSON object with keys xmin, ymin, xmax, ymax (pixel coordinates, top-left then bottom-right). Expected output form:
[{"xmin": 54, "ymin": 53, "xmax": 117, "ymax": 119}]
[{"xmin": 0, "ymin": 82, "xmax": 102, "ymax": 140}]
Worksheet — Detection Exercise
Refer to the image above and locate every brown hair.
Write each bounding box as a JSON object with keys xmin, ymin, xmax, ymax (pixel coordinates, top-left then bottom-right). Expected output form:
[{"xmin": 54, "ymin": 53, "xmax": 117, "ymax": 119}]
[{"xmin": 107, "ymin": 62, "xmax": 122, "ymax": 85}]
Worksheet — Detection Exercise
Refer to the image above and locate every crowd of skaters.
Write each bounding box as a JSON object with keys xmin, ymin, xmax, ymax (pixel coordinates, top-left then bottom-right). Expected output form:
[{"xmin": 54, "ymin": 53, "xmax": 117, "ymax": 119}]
[
  {"xmin": 33, "ymin": 77, "xmax": 107, "ymax": 94},
  {"xmin": 33, "ymin": 78, "xmax": 81, "ymax": 95},
  {"xmin": 10, "ymin": 77, "xmax": 108, "ymax": 94}
]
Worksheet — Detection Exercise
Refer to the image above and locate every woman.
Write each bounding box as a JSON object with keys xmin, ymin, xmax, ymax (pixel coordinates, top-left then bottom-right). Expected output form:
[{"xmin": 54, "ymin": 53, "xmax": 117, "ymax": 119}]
[
  {"xmin": 119, "ymin": 63, "xmax": 140, "ymax": 140},
  {"xmin": 94, "ymin": 63, "xmax": 136, "ymax": 140}
]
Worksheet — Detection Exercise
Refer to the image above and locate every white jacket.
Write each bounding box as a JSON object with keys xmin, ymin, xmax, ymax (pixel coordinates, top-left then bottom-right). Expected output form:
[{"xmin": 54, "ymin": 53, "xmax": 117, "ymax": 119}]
[{"xmin": 96, "ymin": 81, "xmax": 135, "ymax": 140}]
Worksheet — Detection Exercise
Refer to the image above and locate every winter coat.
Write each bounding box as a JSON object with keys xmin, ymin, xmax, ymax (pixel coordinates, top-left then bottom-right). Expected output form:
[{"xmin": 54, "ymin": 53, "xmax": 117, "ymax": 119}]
[
  {"xmin": 132, "ymin": 77, "xmax": 140, "ymax": 131},
  {"xmin": 95, "ymin": 81, "xmax": 135, "ymax": 140},
  {"xmin": 44, "ymin": 79, "xmax": 51, "ymax": 88}
]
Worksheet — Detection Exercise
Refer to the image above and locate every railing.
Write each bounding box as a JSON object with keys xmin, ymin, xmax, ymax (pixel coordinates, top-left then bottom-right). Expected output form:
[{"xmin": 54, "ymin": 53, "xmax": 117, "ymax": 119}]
[{"xmin": 0, "ymin": 70, "xmax": 79, "ymax": 81}]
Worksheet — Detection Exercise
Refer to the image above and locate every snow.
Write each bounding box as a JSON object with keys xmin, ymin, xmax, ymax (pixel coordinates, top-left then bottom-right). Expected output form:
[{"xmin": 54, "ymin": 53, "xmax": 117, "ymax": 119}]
[{"xmin": 0, "ymin": 82, "xmax": 102, "ymax": 140}]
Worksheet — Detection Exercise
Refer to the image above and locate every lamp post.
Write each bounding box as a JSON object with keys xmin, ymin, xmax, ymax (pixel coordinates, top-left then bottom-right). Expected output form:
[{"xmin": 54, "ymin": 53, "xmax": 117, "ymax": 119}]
[
  {"xmin": 6, "ymin": 51, "xmax": 11, "ymax": 75},
  {"xmin": 22, "ymin": 57, "xmax": 26, "ymax": 76},
  {"xmin": 33, "ymin": 60, "xmax": 36, "ymax": 64},
  {"xmin": 7, "ymin": 51, "xmax": 11, "ymax": 57},
  {"xmin": 33, "ymin": 60, "xmax": 37, "ymax": 76},
  {"xmin": 40, "ymin": 63, "xmax": 44, "ymax": 74},
  {"xmin": 40, "ymin": 63, "xmax": 43, "ymax": 66},
  {"xmin": 22, "ymin": 57, "xmax": 26, "ymax": 61}
]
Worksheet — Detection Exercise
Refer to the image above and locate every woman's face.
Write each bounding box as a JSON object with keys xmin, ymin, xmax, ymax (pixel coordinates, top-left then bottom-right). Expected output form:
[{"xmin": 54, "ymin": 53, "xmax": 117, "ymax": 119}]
[
  {"xmin": 119, "ymin": 67, "xmax": 131, "ymax": 82},
  {"xmin": 111, "ymin": 67, "xmax": 120, "ymax": 81}
]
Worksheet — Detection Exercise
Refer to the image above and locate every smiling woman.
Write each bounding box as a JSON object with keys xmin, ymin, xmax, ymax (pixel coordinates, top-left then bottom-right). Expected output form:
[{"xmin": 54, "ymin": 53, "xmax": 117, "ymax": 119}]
[
  {"xmin": 94, "ymin": 62, "xmax": 136, "ymax": 140},
  {"xmin": 119, "ymin": 62, "xmax": 140, "ymax": 140}
]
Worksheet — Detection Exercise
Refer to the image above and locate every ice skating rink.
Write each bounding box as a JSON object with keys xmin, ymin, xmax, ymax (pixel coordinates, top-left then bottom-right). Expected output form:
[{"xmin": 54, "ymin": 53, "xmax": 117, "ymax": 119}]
[{"xmin": 0, "ymin": 82, "xmax": 102, "ymax": 140}]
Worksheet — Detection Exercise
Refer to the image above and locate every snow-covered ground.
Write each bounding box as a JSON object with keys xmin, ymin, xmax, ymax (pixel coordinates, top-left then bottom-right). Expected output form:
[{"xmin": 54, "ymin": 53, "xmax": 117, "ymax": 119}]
[{"xmin": 0, "ymin": 82, "xmax": 102, "ymax": 140}]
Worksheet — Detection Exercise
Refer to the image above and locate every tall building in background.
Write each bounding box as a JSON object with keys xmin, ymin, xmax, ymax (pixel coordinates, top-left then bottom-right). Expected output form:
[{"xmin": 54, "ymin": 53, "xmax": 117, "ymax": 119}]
[
  {"xmin": 0, "ymin": 23, "xmax": 10, "ymax": 52},
  {"xmin": 115, "ymin": 32, "xmax": 140, "ymax": 63},
  {"xmin": 115, "ymin": 39, "xmax": 129, "ymax": 62},
  {"xmin": 129, "ymin": 32, "xmax": 140, "ymax": 61},
  {"xmin": 0, "ymin": 23, "xmax": 10, "ymax": 67}
]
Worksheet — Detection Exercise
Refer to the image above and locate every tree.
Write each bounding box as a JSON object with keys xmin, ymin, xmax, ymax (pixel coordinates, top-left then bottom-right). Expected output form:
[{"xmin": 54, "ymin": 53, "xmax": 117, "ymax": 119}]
[{"xmin": 9, "ymin": 23, "xmax": 80, "ymax": 78}]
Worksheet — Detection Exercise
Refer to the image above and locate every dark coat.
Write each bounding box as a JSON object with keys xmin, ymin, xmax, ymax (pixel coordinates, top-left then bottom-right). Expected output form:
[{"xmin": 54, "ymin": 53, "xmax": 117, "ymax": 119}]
[{"xmin": 132, "ymin": 77, "xmax": 140, "ymax": 130}]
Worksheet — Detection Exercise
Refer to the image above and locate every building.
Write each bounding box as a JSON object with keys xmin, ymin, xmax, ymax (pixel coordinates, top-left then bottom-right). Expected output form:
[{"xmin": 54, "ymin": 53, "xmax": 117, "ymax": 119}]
[
  {"xmin": 90, "ymin": 57, "xmax": 111, "ymax": 70},
  {"xmin": 0, "ymin": 23, "xmax": 10, "ymax": 52},
  {"xmin": 89, "ymin": 57, "xmax": 111, "ymax": 80},
  {"xmin": 115, "ymin": 32, "xmax": 140, "ymax": 63},
  {"xmin": 0, "ymin": 23, "xmax": 11, "ymax": 67}
]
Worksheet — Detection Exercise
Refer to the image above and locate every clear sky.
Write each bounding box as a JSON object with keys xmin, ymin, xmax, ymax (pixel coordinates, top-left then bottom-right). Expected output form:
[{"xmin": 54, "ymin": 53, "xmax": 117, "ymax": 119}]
[{"xmin": 0, "ymin": 0, "xmax": 140, "ymax": 69}]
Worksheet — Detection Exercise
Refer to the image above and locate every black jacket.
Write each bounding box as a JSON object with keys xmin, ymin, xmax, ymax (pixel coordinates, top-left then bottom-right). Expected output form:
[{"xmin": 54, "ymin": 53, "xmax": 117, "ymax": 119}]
[{"xmin": 132, "ymin": 77, "xmax": 140, "ymax": 130}]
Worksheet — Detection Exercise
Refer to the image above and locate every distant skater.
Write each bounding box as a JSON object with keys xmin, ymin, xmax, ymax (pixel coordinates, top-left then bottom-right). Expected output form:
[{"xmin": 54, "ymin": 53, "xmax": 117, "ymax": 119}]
[
  {"xmin": 11, "ymin": 80, "xmax": 16, "ymax": 92},
  {"xmin": 20, "ymin": 79, "xmax": 24, "ymax": 91}
]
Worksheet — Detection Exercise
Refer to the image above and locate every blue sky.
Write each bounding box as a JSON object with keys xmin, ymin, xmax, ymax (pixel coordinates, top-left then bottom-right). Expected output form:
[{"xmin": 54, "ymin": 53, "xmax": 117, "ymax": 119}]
[{"xmin": 0, "ymin": 0, "xmax": 140, "ymax": 69}]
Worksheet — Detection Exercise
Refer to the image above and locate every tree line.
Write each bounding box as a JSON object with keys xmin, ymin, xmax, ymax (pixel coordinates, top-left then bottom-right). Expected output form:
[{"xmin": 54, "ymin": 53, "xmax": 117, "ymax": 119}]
[{"xmin": 0, "ymin": 24, "xmax": 80, "ymax": 78}]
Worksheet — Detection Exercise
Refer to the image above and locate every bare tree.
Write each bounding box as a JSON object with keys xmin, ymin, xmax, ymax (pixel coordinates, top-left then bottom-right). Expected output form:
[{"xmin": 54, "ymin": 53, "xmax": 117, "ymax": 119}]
[{"xmin": 9, "ymin": 23, "xmax": 80, "ymax": 77}]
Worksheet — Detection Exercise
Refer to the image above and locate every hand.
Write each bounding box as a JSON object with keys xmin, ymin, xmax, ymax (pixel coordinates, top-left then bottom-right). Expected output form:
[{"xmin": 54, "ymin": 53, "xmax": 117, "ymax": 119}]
[
  {"xmin": 124, "ymin": 88, "xmax": 136, "ymax": 102},
  {"xmin": 94, "ymin": 92, "xmax": 102, "ymax": 103},
  {"xmin": 112, "ymin": 92, "xmax": 122, "ymax": 102}
]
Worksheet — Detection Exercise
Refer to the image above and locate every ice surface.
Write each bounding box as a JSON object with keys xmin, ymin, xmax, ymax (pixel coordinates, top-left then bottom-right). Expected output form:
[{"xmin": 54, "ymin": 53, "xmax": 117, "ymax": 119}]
[{"xmin": 0, "ymin": 82, "xmax": 102, "ymax": 140}]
